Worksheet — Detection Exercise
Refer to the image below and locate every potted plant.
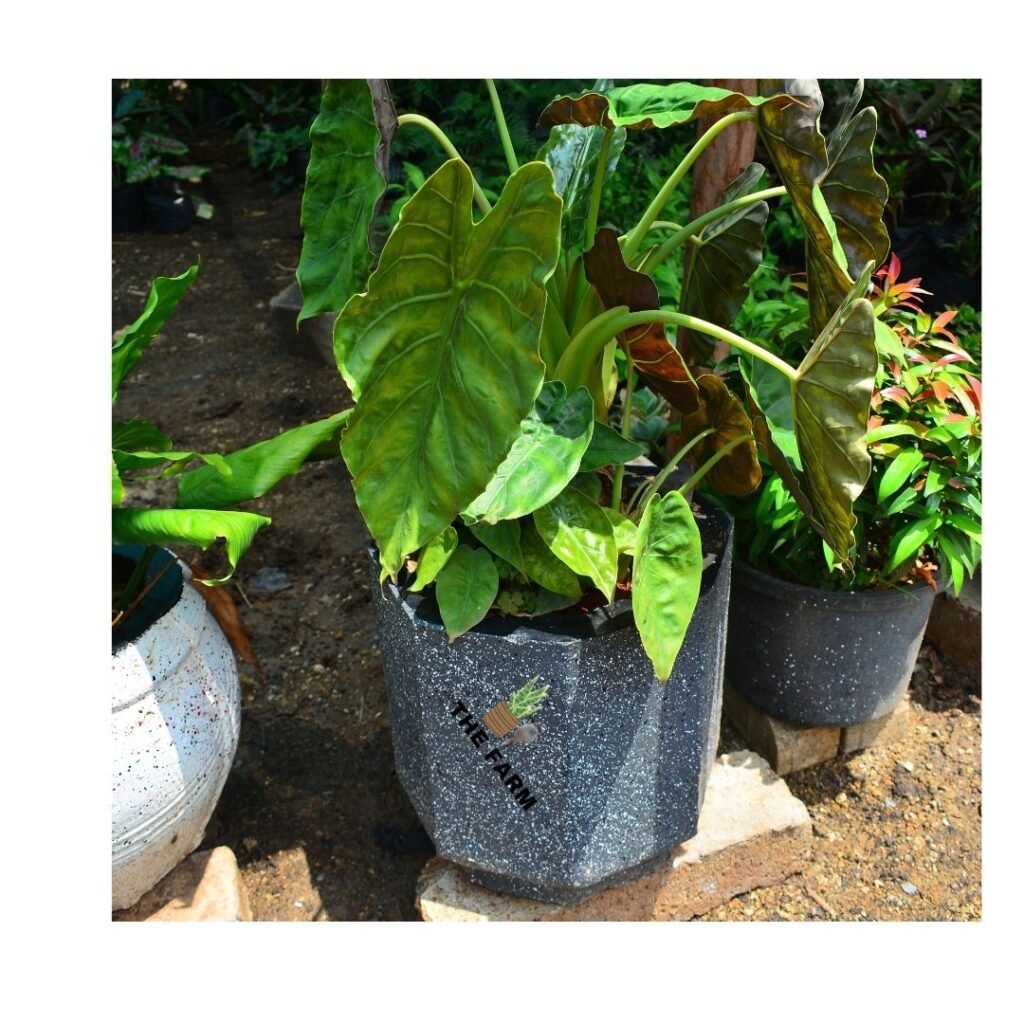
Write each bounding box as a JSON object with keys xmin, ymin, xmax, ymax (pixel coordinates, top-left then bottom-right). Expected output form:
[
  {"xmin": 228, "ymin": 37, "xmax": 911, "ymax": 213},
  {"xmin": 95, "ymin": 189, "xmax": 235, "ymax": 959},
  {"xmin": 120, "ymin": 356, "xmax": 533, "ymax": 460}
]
[
  {"xmin": 112, "ymin": 84, "xmax": 214, "ymax": 232},
  {"xmin": 295, "ymin": 77, "xmax": 887, "ymax": 902},
  {"xmin": 718, "ymin": 250, "xmax": 981, "ymax": 726},
  {"xmin": 112, "ymin": 263, "xmax": 347, "ymax": 910}
]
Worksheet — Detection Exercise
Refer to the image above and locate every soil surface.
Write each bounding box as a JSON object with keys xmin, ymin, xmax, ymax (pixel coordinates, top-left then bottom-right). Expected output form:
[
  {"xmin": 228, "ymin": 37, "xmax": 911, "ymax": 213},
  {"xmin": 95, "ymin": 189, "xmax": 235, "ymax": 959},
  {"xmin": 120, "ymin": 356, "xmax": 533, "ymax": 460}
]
[{"xmin": 112, "ymin": 133, "xmax": 981, "ymax": 922}]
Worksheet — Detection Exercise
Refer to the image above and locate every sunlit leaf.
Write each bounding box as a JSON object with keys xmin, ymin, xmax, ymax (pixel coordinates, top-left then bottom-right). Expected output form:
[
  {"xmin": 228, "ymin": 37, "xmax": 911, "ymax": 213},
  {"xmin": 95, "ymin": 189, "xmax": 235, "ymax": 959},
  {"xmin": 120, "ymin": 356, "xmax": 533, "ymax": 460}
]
[
  {"xmin": 533, "ymin": 487, "xmax": 617, "ymax": 602},
  {"xmin": 111, "ymin": 508, "xmax": 270, "ymax": 584},
  {"xmin": 112, "ymin": 263, "xmax": 199, "ymax": 399},
  {"xmin": 297, "ymin": 80, "xmax": 396, "ymax": 321},
  {"xmin": 877, "ymin": 449, "xmax": 926, "ymax": 504},
  {"xmin": 336, "ymin": 159, "xmax": 560, "ymax": 578},
  {"xmin": 462, "ymin": 382, "xmax": 594, "ymax": 524},
  {"xmin": 632, "ymin": 492, "xmax": 703, "ymax": 682},
  {"xmin": 407, "ymin": 526, "xmax": 459, "ymax": 593}
]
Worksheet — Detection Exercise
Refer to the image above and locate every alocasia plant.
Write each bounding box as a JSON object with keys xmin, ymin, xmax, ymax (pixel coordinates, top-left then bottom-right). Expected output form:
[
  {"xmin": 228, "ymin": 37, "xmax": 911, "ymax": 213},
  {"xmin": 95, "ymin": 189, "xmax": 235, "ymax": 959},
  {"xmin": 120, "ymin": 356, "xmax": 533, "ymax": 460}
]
[
  {"xmin": 296, "ymin": 78, "xmax": 890, "ymax": 680},
  {"xmin": 112, "ymin": 263, "xmax": 348, "ymax": 622}
]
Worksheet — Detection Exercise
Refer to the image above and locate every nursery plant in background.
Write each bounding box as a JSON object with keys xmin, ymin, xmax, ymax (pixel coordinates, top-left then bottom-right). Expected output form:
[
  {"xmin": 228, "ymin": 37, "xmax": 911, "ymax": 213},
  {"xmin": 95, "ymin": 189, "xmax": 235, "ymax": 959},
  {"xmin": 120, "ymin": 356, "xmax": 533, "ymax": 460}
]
[
  {"xmin": 718, "ymin": 251, "xmax": 981, "ymax": 726},
  {"xmin": 112, "ymin": 263, "xmax": 347, "ymax": 909},
  {"xmin": 295, "ymin": 77, "xmax": 888, "ymax": 901},
  {"xmin": 112, "ymin": 83, "xmax": 214, "ymax": 232}
]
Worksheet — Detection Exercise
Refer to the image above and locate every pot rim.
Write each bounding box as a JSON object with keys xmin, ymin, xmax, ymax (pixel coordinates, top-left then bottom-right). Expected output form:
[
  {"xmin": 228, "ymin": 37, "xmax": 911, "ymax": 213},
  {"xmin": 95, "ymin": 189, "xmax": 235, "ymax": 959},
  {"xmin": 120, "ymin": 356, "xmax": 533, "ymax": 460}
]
[
  {"xmin": 733, "ymin": 558, "xmax": 939, "ymax": 610},
  {"xmin": 112, "ymin": 544, "xmax": 186, "ymax": 653}
]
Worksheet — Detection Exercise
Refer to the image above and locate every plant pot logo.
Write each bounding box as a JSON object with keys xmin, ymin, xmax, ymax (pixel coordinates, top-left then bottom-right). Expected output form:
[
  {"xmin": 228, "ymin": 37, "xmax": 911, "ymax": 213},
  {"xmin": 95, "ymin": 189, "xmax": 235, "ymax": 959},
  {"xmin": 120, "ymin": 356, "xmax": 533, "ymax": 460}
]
[{"xmin": 483, "ymin": 676, "xmax": 548, "ymax": 746}]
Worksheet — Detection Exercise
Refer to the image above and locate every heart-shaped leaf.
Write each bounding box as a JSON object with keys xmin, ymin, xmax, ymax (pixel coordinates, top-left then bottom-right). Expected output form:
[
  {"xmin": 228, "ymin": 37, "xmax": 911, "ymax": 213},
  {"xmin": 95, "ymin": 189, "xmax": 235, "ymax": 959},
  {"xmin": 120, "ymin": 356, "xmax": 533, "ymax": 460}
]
[
  {"xmin": 407, "ymin": 526, "xmax": 458, "ymax": 593},
  {"xmin": 679, "ymin": 163, "xmax": 769, "ymax": 362},
  {"xmin": 578, "ymin": 420, "xmax": 646, "ymax": 472},
  {"xmin": 337, "ymin": 159, "xmax": 561, "ymax": 578},
  {"xmin": 462, "ymin": 381, "xmax": 595, "ymax": 525},
  {"xmin": 297, "ymin": 80, "xmax": 396, "ymax": 321},
  {"xmin": 584, "ymin": 228, "xmax": 699, "ymax": 412},
  {"xmin": 533, "ymin": 487, "xmax": 617, "ymax": 602},
  {"xmin": 792, "ymin": 281, "xmax": 878, "ymax": 562},
  {"xmin": 539, "ymin": 83, "xmax": 793, "ymax": 132},
  {"xmin": 111, "ymin": 508, "xmax": 271, "ymax": 584},
  {"xmin": 538, "ymin": 123, "xmax": 626, "ymax": 254},
  {"xmin": 112, "ymin": 263, "xmax": 199, "ymax": 400},
  {"xmin": 678, "ymin": 372, "xmax": 761, "ymax": 495},
  {"xmin": 758, "ymin": 79, "xmax": 888, "ymax": 335},
  {"xmin": 435, "ymin": 545, "xmax": 499, "ymax": 641},
  {"xmin": 632, "ymin": 491, "xmax": 703, "ymax": 682}
]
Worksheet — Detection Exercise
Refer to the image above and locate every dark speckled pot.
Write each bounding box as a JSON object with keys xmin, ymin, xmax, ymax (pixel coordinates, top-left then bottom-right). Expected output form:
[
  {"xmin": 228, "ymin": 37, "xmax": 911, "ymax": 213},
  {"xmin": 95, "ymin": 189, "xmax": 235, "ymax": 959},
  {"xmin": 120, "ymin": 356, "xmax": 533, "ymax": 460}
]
[
  {"xmin": 371, "ymin": 505, "xmax": 733, "ymax": 905},
  {"xmin": 726, "ymin": 562, "xmax": 937, "ymax": 726}
]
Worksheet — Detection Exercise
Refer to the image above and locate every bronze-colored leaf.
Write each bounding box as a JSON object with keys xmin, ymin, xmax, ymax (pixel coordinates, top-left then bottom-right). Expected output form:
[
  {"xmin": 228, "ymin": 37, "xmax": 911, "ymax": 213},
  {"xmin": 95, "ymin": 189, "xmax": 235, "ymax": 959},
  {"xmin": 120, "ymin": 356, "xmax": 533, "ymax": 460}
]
[
  {"xmin": 757, "ymin": 79, "xmax": 888, "ymax": 335},
  {"xmin": 539, "ymin": 83, "xmax": 795, "ymax": 133},
  {"xmin": 583, "ymin": 228, "xmax": 699, "ymax": 413},
  {"xmin": 189, "ymin": 562, "xmax": 261, "ymax": 672},
  {"xmin": 678, "ymin": 373, "xmax": 761, "ymax": 495}
]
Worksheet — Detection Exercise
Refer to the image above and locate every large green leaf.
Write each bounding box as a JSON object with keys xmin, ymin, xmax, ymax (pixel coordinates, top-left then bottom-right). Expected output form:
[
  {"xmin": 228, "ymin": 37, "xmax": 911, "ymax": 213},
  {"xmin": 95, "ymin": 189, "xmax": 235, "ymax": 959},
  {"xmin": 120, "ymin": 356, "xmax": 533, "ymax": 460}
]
[
  {"xmin": 757, "ymin": 79, "xmax": 887, "ymax": 335},
  {"xmin": 112, "ymin": 420, "xmax": 172, "ymax": 454},
  {"xmin": 578, "ymin": 420, "xmax": 646, "ymax": 472},
  {"xmin": 434, "ymin": 545, "xmax": 499, "ymax": 641},
  {"xmin": 112, "ymin": 264, "xmax": 198, "ymax": 399},
  {"xmin": 791, "ymin": 278, "xmax": 878, "ymax": 562},
  {"xmin": 632, "ymin": 492, "xmax": 703, "ymax": 683},
  {"xmin": 337, "ymin": 159, "xmax": 560, "ymax": 579},
  {"xmin": 679, "ymin": 163, "xmax": 769, "ymax": 362},
  {"xmin": 741, "ymin": 358, "xmax": 800, "ymax": 467},
  {"xmin": 111, "ymin": 508, "xmax": 270, "ymax": 584},
  {"xmin": 533, "ymin": 487, "xmax": 617, "ymax": 602},
  {"xmin": 462, "ymin": 382, "xmax": 595, "ymax": 525},
  {"xmin": 175, "ymin": 411, "xmax": 350, "ymax": 510},
  {"xmin": 539, "ymin": 83, "xmax": 793, "ymax": 132},
  {"xmin": 537, "ymin": 123, "xmax": 625, "ymax": 253},
  {"xmin": 296, "ymin": 80, "xmax": 396, "ymax": 321}
]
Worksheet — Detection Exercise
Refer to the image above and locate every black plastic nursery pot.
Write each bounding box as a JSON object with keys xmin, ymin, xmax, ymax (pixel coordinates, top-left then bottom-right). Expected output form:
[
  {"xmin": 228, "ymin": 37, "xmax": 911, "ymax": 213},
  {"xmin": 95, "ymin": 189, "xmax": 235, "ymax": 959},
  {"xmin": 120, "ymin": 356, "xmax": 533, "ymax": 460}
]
[
  {"xmin": 725, "ymin": 561, "xmax": 938, "ymax": 727},
  {"xmin": 112, "ymin": 185, "xmax": 145, "ymax": 233},
  {"xmin": 371, "ymin": 504, "xmax": 733, "ymax": 905}
]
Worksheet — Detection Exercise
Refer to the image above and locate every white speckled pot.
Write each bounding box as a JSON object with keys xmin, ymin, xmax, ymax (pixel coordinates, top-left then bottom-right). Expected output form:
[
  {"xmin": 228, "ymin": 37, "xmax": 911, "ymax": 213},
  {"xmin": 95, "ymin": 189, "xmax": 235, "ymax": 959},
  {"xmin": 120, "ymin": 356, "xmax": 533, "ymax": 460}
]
[{"xmin": 112, "ymin": 548, "xmax": 241, "ymax": 910}]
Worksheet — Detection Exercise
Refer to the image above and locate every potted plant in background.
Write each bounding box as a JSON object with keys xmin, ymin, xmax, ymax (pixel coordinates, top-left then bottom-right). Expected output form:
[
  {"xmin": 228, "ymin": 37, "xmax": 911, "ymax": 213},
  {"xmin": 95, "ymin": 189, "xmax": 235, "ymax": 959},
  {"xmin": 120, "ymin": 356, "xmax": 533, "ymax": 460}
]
[
  {"xmin": 112, "ymin": 263, "xmax": 347, "ymax": 910},
  {"xmin": 717, "ymin": 250, "xmax": 981, "ymax": 727},
  {"xmin": 112, "ymin": 83, "xmax": 214, "ymax": 232},
  {"xmin": 294, "ymin": 77, "xmax": 888, "ymax": 902}
]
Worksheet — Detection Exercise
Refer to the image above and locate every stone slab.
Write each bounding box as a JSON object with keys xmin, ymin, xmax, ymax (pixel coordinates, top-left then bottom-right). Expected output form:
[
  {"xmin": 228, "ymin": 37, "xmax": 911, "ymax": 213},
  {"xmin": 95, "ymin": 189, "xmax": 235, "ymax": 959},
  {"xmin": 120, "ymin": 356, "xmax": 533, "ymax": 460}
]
[
  {"xmin": 270, "ymin": 279, "xmax": 335, "ymax": 367},
  {"xmin": 416, "ymin": 751, "xmax": 811, "ymax": 921},
  {"xmin": 724, "ymin": 684, "xmax": 840, "ymax": 775},
  {"xmin": 113, "ymin": 847, "xmax": 252, "ymax": 922},
  {"xmin": 840, "ymin": 695, "xmax": 910, "ymax": 754}
]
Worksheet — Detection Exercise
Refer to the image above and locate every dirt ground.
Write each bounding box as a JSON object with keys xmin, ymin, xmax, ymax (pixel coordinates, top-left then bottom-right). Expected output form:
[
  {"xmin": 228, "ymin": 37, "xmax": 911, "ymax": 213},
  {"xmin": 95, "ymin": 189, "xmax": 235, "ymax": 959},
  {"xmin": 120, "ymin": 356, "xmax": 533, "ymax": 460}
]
[{"xmin": 111, "ymin": 133, "xmax": 981, "ymax": 922}]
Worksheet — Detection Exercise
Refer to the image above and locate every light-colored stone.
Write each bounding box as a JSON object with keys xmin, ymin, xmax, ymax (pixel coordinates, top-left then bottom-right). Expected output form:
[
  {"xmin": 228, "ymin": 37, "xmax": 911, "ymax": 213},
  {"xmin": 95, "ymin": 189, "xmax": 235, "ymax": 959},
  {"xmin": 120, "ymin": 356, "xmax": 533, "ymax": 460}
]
[
  {"xmin": 724, "ymin": 685, "xmax": 840, "ymax": 775},
  {"xmin": 270, "ymin": 279, "xmax": 335, "ymax": 367},
  {"xmin": 840, "ymin": 695, "xmax": 910, "ymax": 754},
  {"xmin": 416, "ymin": 750, "xmax": 811, "ymax": 921},
  {"xmin": 113, "ymin": 847, "xmax": 252, "ymax": 922}
]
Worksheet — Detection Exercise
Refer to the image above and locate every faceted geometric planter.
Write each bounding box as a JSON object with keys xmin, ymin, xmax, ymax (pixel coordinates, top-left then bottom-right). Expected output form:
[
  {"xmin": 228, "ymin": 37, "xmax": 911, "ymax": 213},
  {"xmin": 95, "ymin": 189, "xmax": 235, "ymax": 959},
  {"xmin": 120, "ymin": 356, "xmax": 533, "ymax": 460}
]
[
  {"xmin": 725, "ymin": 561, "xmax": 938, "ymax": 727},
  {"xmin": 372, "ymin": 505, "xmax": 733, "ymax": 904},
  {"xmin": 112, "ymin": 546, "xmax": 241, "ymax": 910}
]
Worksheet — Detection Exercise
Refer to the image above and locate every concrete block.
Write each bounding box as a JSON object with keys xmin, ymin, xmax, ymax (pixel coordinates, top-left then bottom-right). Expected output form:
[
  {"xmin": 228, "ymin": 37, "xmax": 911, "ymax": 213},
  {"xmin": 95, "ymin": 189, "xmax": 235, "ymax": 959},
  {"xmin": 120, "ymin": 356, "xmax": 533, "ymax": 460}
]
[
  {"xmin": 724, "ymin": 684, "xmax": 840, "ymax": 775},
  {"xmin": 416, "ymin": 751, "xmax": 811, "ymax": 921},
  {"xmin": 840, "ymin": 695, "xmax": 910, "ymax": 754},
  {"xmin": 113, "ymin": 847, "xmax": 252, "ymax": 922}
]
